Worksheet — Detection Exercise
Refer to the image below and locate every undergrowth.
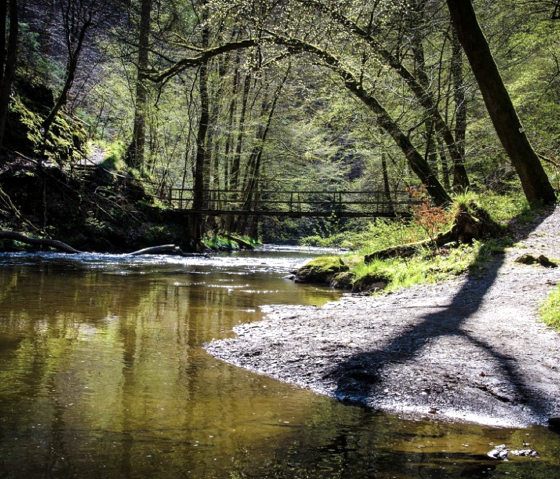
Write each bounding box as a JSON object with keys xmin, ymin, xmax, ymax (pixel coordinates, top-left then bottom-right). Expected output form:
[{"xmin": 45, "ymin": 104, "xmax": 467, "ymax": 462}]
[
  {"xmin": 301, "ymin": 191, "xmax": 533, "ymax": 252},
  {"xmin": 300, "ymin": 190, "xmax": 537, "ymax": 293}
]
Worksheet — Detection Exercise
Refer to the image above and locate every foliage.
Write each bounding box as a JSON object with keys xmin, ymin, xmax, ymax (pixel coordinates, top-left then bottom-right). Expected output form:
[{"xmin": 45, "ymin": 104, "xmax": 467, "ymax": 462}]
[
  {"xmin": 3, "ymin": 0, "xmax": 560, "ymax": 247},
  {"xmin": 539, "ymin": 285, "xmax": 560, "ymax": 331},
  {"xmin": 100, "ymin": 141, "xmax": 127, "ymax": 171},
  {"xmin": 407, "ymin": 185, "xmax": 453, "ymax": 249}
]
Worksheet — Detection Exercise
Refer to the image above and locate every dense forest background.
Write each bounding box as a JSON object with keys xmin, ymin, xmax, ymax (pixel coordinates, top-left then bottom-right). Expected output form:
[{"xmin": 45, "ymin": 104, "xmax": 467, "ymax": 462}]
[{"xmin": 0, "ymin": 0, "xmax": 559, "ymax": 251}]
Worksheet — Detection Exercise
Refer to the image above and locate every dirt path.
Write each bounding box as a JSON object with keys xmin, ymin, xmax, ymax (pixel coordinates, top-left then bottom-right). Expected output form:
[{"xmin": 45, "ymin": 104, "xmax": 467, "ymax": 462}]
[{"xmin": 206, "ymin": 207, "xmax": 560, "ymax": 427}]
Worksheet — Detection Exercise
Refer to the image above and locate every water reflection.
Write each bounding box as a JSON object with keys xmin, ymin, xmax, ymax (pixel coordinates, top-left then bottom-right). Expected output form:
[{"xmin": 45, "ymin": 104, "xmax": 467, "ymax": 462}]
[{"xmin": 0, "ymin": 250, "xmax": 558, "ymax": 478}]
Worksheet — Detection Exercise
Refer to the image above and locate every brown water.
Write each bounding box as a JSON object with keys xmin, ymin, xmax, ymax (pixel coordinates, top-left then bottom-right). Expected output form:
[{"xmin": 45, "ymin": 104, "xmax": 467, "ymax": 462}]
[{"xmin": 0, "ymin": 248, "xmax": 559, "ymax": 479}]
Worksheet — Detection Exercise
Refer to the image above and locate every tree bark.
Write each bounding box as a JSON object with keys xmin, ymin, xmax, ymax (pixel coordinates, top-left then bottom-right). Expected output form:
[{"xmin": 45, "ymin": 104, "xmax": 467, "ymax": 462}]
[
  {"xmin": 0, "ymin": 0, "xmax": 18, "ymax": 164},
  {"xmin": 189, "ymin": 20, "xmax": 211, "ymax": 249},
  {"xmin": 231, "ymin": 71, "xmax": 251, "ymax": 190},
  {"xmin": 300, "ymin": 0, "xmax": 468, "ymax": 191},
  {"xmin": 450, "ymin": 26, "xmax": 469, "ymax": 191},
  {"xmin": 126, "ymin": 0, "xmax": 152, "ymax": 169},
  {"xmin": 446, "ymin": 0, "xmax": 556, "ymax": 204}
]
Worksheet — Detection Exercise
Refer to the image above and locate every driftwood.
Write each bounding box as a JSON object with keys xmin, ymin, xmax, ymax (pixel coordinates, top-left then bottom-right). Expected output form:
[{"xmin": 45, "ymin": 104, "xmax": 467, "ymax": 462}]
[
  {"xmin": 130, "ymin": 244, "xmax": 184, "ymax": 255},
  {"xmin": 0, "ymin": 231, "xmax": 81, "ymax": 254}
]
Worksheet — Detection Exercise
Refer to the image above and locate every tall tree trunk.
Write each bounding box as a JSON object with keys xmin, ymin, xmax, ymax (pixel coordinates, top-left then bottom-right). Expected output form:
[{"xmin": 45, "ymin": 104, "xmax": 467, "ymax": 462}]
[
  {"xmin": 437, "ymin": 137, "xmax": 451, "ymax": 190},
  {"xmin": 450, "ymin": 26, "xmax": 468, "ymax": 192},
  {"xmin": 190, "ymin": 24, "xmax": 211, "ymax": 247},
  {"xmin": 0, "ymin": 0, "xmax": 18, "ymax": 164},
  {"xmin": 305, "ymin": 0, "xmax": 467, "ymax": 191},
  {"xmin": 446, "ymin": 0, "xmax": 556, "ymax": 204},
  {"xmin": 126, "ymin": 0, "xmax": 152, "ymax": 169},
  {"xmin": 224, "ymin": 52, "xmax": 241, "ymax": 189},
  {"xmin": 231, "ymin": 72, "xmax": 251, "ymax": 190},
  {"xmin": 275, "ymin": 36, "xmax": 451, "ymax": 205},
  {"xmin": 381, "ymin": 153, "xmax": 394, "ymax": 215},
  {"xmin": 408, "ymin": 1, "xmax": 468, "ymax": 191}
]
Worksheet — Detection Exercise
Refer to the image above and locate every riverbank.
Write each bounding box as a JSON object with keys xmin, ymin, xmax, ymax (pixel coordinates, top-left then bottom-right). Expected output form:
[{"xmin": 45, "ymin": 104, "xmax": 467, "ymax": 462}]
[{"xmin": 206, "ymin": 206, "xmax": 560, "ymax": 427}]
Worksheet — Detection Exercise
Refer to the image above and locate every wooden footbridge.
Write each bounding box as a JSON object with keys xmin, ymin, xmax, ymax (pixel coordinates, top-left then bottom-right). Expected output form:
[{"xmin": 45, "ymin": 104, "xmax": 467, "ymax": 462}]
[{"xmin": 162, "ymin": 188, "xmax": 416, "ymax": 218}]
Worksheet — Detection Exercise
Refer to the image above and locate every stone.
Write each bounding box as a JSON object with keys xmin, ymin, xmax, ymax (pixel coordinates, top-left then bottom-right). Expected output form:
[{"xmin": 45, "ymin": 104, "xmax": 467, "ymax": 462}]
[
  {"xmin": 487, "ymin": 444, "xmax": 509, "ymax": 460},
  {"xmin": 548, "ymin": 417, "xmax": 560, "ymax": 430},
  {"xmin": 294, "ymin": 257, "xmax": 349, "ymax": 284}
]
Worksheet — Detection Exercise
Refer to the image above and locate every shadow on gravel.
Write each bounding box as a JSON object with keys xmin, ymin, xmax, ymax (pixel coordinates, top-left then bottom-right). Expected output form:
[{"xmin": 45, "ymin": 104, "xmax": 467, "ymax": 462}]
[{"xmin": 334, "ymin": 207, "xmax": 556, "ymax": 422}]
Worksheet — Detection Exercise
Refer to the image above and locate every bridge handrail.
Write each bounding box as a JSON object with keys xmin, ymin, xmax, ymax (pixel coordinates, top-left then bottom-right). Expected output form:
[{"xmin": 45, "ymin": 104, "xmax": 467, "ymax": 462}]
[{"xmin": 160, "ymin": 187, "xmax": 417, "ymax": 217}]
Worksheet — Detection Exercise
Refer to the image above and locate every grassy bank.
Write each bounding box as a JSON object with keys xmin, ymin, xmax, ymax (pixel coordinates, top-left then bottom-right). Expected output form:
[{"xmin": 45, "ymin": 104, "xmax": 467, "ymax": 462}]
[{"xmin": 299, "ymin": 191, "xmax": 535, "ymax": 293}]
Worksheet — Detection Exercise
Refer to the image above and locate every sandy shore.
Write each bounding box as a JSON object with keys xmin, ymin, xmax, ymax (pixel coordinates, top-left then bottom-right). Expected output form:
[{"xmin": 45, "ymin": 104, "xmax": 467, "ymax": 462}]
[{"xmin": 206, "ymin": 208, "xmax": 560, "ymax": 427}]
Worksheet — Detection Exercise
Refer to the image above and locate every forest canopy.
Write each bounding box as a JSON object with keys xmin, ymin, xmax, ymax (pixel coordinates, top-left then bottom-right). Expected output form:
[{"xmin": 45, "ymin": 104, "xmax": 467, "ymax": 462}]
[{"xmin": 0, "ymin": 0, "xmax": 559, "ymax": 247}]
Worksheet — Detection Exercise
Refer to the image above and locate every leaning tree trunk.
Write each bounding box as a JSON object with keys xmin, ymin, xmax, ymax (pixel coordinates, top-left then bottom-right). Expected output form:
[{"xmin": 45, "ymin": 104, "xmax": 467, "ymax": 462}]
[
  {"xmin": 446, "ymin": 0, "xmax": 556, "ymax": 204},
  {"xmin": 41, "ymin": 19, "xmax": 91, "ymax": 139}
]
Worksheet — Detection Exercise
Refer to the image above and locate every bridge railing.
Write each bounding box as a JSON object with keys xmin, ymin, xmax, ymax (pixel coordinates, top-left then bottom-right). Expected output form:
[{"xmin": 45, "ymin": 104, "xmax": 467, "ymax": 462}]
[{"xmin": 162, "ymin": 188, "xmax": 416, "ymax": 217}]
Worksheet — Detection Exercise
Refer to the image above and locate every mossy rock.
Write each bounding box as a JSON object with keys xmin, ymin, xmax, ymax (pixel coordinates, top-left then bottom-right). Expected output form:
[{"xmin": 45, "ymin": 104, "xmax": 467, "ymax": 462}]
[
  {"xmin": 330, "ymin": 271, "xmax": 355, "ymax": 289},
  {"xmin": 5, "ymin": 78, "xmax": 88, "ymax": 163},
  {"xmin": 295, "ymin": 256, "xmax": 349, "ymax": 284},
  {"xmin": 515, "ymin": 253, "xmax": 557, "ymax": 268},
  {"xmin": 351, "ymin": 273, "xmax": 389, "ymax": 293}
]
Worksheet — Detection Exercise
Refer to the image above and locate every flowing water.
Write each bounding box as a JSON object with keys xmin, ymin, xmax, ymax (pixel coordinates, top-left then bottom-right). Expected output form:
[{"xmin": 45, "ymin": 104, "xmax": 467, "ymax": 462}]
[{"xmin": 0, "ymin": 248, "xmax": 559, "ymax": 479}]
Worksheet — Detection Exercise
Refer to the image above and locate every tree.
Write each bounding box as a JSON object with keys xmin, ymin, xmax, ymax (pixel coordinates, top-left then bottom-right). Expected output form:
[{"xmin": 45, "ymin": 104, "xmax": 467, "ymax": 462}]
[
  {"xmin": 41, "ymin": 0, "xmax": 112, "ymax": 140},
  {"xmin": 126, "ymin": 0, "xmax": 152, "ymax": 169},
  {"xmin": 0, "ymin": 0, "xmax": 18, "ymax": 164},
  {"xmin": 446, "ymin": 0, "xmax": 556, "ymax": 204}
]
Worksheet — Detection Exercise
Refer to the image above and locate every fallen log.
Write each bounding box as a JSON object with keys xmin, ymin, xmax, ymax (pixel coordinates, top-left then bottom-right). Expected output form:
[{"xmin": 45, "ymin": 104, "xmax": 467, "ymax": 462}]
[
  {"xmin": 0, "ymin": 231, "xmax": 81, "ymax": 254},
  {"xmin": 130, "ymin": 244, "xmax": 184, "ymax": 255}
]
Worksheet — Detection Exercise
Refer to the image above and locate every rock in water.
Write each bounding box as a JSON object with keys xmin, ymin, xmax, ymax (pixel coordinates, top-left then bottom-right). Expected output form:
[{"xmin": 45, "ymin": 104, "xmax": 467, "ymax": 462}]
[{"xmin": 487, "ymin": 444, "xmax": 509, "ymax": 460}]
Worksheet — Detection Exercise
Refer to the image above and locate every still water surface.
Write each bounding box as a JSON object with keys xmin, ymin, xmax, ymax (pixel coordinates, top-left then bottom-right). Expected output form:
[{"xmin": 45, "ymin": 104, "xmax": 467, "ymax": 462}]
[{"xmin": 0, "ymin": 248, "xmax": 559, "ymax": 478}]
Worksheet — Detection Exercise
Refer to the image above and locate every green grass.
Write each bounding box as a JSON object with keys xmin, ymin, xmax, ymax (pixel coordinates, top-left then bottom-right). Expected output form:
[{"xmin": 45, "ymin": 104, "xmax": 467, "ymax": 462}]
[
  {"xmin": 298, "ymin": 191, "xmax": 543, "ymax": 294},
  {"xmin": 539, "ymin": 286, "xmax": 560, "ymax": 331},
  {"xmin": 300, "ymin": 217, "xmax": 432, "ymax": 252},
  {"xmin": 476, "ymin": 191, "xmax": 534, "ymax": 224},
  {"xmin": 350, "ymin": 242, "xmax": 486, "ymax": 292}
]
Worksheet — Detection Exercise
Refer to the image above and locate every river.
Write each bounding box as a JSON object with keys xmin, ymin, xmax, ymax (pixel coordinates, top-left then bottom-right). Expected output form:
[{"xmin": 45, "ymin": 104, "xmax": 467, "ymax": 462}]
[{"xmin": 0, "ymin": 248, "xmax": 558, "ymax": 478}]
